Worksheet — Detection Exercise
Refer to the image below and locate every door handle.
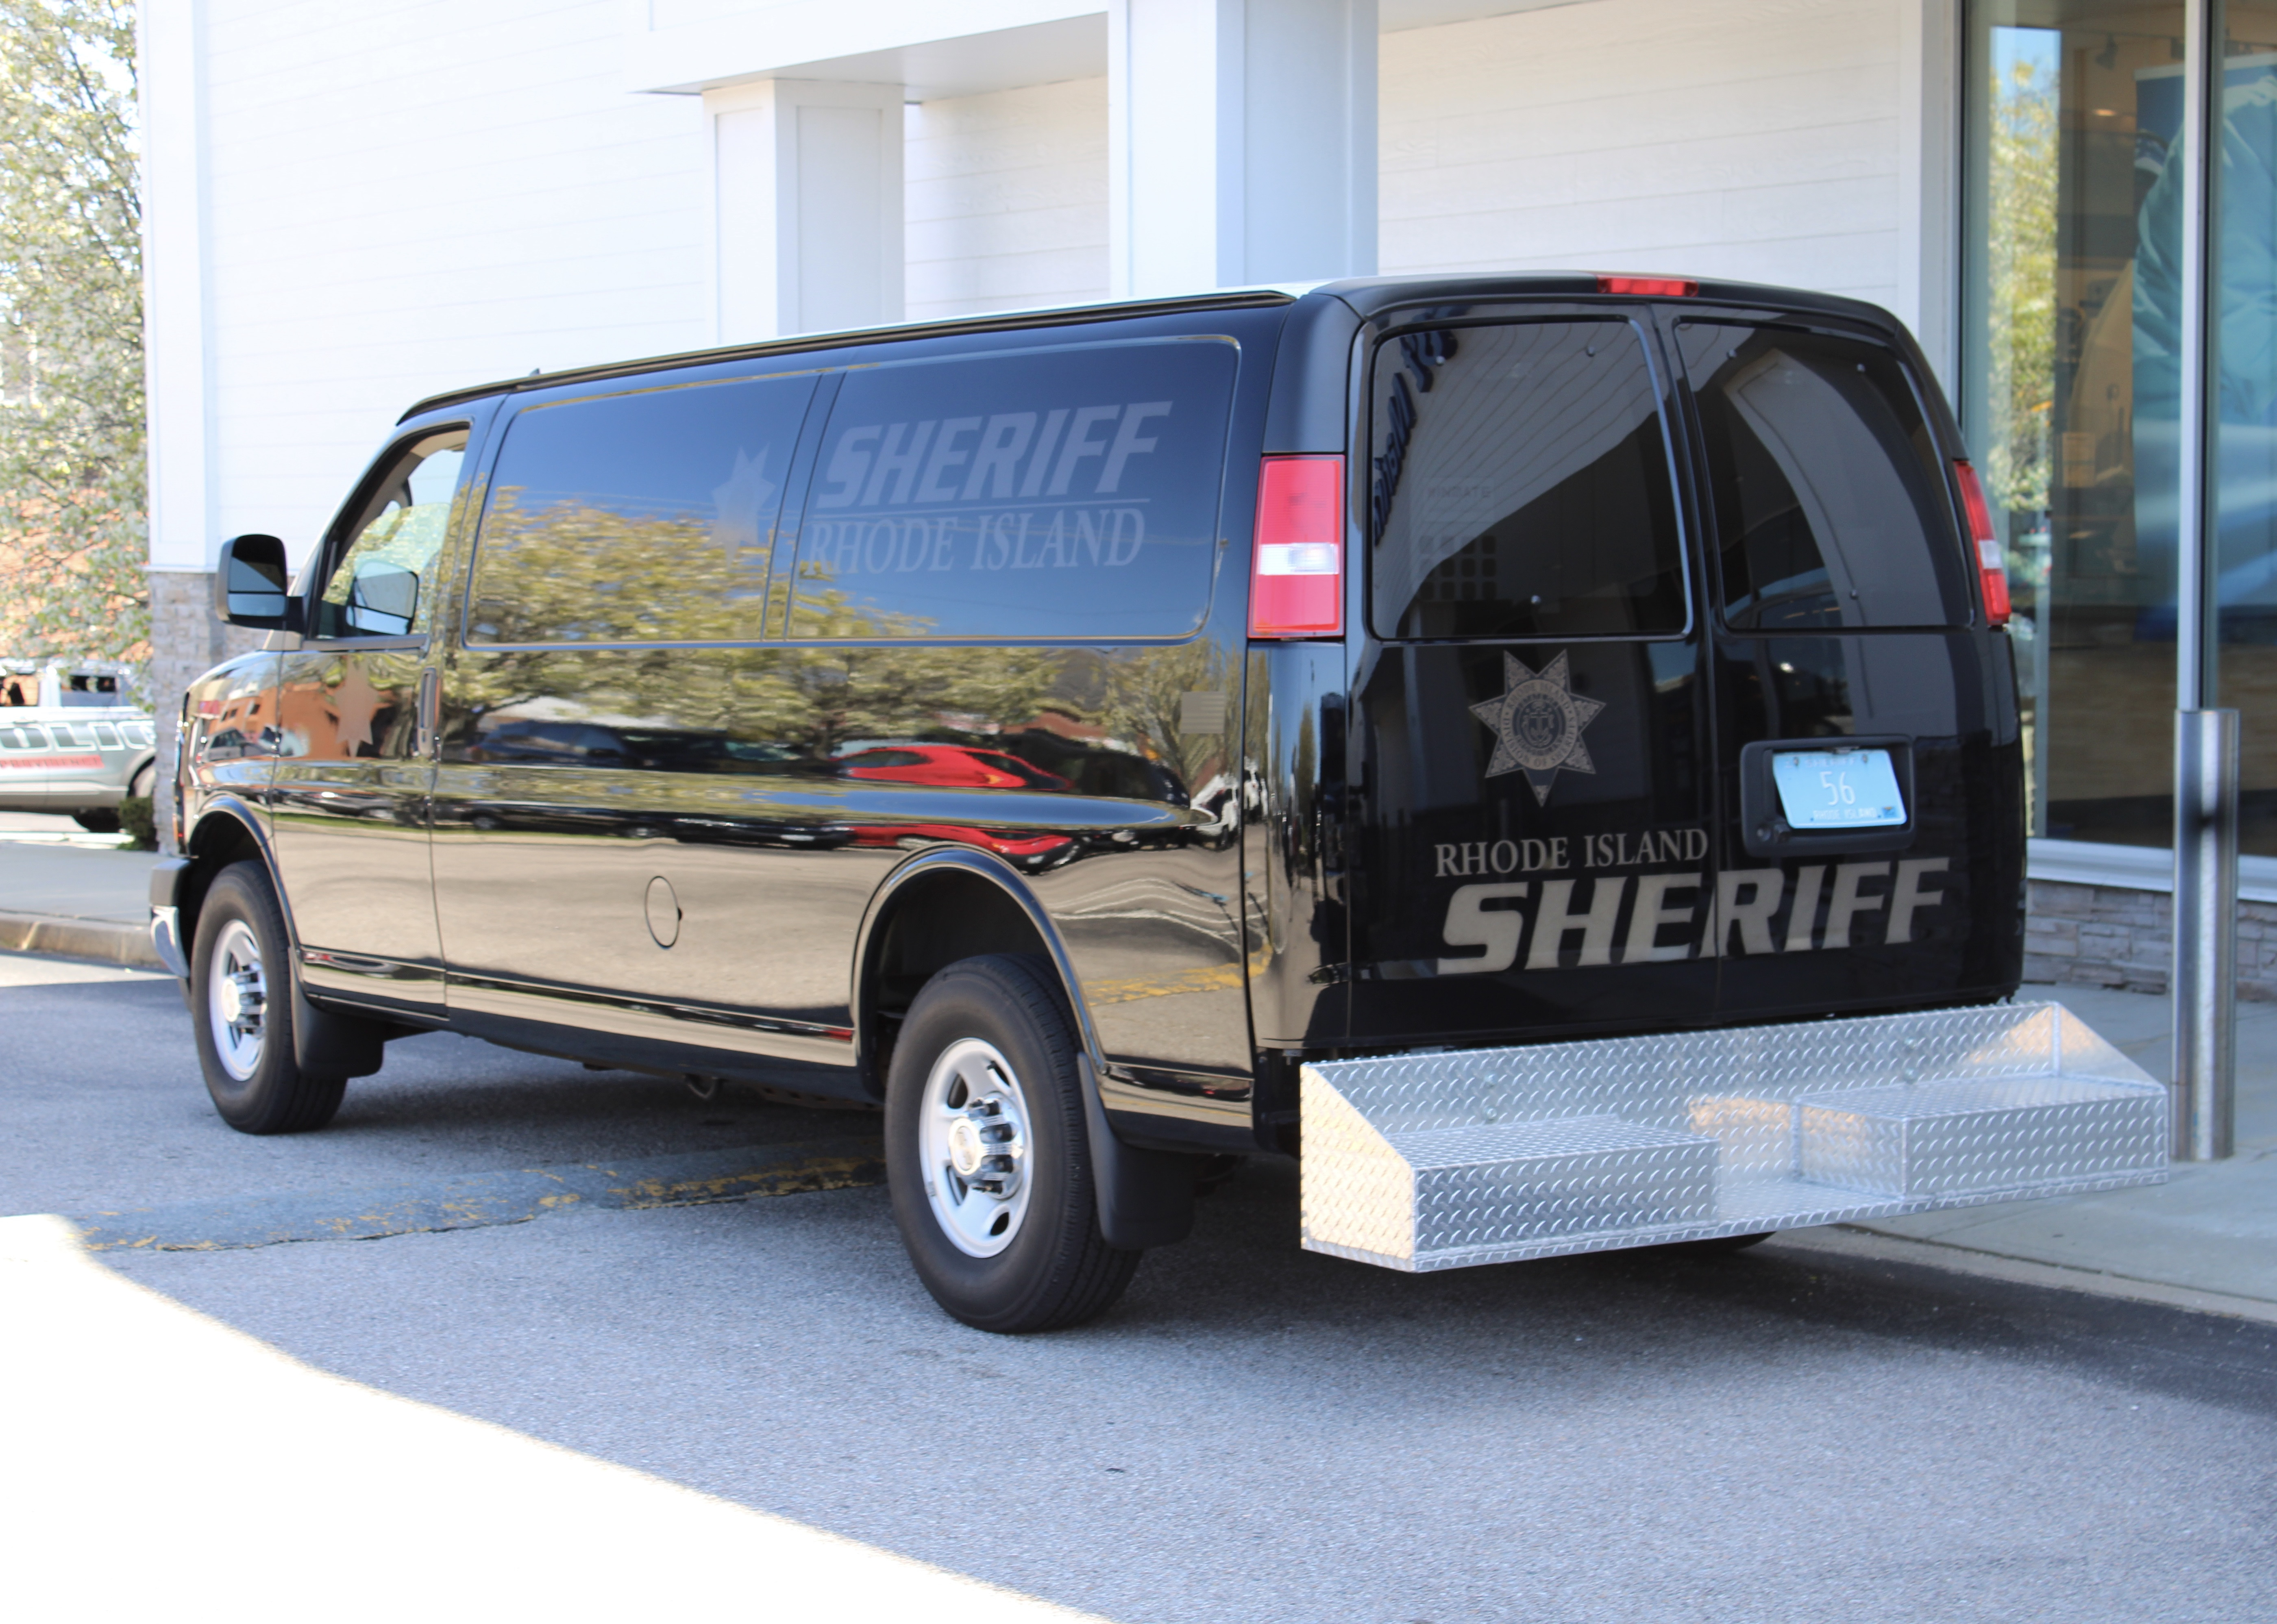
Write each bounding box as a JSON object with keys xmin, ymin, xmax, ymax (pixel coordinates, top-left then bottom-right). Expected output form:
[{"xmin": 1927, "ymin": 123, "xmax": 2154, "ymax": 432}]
[{"xmin": 416, "ymin": 669, "xmax": 440, "ymax": 757}]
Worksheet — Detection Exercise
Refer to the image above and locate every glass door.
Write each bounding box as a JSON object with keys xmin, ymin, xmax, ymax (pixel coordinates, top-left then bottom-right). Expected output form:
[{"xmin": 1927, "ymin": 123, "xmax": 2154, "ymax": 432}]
[{"xmin": 1965, "ymin": 0, "xmax": 2277, "ymax": 854}]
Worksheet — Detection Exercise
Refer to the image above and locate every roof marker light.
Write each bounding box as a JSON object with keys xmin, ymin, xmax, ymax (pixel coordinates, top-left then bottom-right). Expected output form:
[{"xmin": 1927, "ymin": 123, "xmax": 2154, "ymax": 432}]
[
  {"xmin": 1250, "ymin": 456, "xmax": 1345, "ymax": 639},
  {"xmin": 1953, "ymin": 460, "xmax": 2011, "ymax": 627},
  {"xmin": 1598, "ymin": 275, "xmax": 1698, "ymax": 297}
]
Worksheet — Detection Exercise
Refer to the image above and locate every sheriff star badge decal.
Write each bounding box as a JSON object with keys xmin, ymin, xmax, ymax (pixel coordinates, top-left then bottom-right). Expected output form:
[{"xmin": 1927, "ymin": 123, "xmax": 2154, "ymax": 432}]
[{"xmin": 1468, "ymin": 650, "xmax": 1606, "ymax": 806}]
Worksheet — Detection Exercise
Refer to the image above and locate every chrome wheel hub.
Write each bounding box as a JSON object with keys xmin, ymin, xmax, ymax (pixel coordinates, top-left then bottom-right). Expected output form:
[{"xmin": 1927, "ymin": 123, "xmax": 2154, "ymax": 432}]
[
  {"xmin": 207, "ymin": 918, "xmax": 267, "ymax": 1083},
  {"xmin": 918, "ymin": 1038, "xmax": 1033, "ymax": 1257}
]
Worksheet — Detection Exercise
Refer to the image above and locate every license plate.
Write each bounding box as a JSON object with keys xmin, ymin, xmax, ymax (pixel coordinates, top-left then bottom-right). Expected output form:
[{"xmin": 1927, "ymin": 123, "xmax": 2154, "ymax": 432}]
[{"xmin": 1770, "ymin": 748, "xmax": 1906, "ymax": 829}]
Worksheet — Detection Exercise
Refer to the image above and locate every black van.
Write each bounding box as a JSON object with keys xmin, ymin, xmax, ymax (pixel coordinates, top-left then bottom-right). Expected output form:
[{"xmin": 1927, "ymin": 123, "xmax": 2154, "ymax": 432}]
[{"xmin": 157, "ymin": 275, "xmax": 2166, "ymax": 1332}]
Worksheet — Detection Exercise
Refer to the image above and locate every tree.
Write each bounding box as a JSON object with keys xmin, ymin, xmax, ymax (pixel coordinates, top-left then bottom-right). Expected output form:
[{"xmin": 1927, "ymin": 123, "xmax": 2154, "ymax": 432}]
[
  {"xmin": 0, "ymin": 0, "xmax": 142, "ymax": 664},
  {"xmin": 1985, "ymin": 48, "xmax": 2059, "ymax": 522}
]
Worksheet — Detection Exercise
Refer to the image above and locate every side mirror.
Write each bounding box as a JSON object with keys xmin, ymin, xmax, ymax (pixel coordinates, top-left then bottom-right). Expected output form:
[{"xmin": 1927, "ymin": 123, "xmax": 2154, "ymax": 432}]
[
  {"xmin": 342, "ymin": 561, "xmax": 418, "ymax": 636},
  {"xmin": 213, "ymin": 535, "xmax": 302, "ymax": 631}
]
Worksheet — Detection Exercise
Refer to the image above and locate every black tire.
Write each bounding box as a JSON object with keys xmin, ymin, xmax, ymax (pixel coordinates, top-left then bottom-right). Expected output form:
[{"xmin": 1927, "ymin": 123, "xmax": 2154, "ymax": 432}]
[
  {"xmin": 71, "ymin": 809, "xmax": 121, "ymax": 833},
  {"xmin": 129, "ymin": 762, "xmax": 156, "ymax": 800},
  {"xmin": 189, "ymin": 860, "xmax": 346, "ymax": 1134},
  {"xmin": 886, "ymin": 954, "xmax": 1141, "ymax": 1333}
]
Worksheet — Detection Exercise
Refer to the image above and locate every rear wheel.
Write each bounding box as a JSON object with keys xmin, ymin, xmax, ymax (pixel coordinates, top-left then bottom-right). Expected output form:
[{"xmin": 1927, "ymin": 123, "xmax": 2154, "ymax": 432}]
[
  {"xmin": 189, "ymin": 861, "xmax": 346, "ymax": 1134},
  {"xmin": 886, "ymin": 954, "xmax": 1140, "ymax": 1333},
  {"xmin": 128, "ymin": 762, "xmax": 156, "ymax": 800}
]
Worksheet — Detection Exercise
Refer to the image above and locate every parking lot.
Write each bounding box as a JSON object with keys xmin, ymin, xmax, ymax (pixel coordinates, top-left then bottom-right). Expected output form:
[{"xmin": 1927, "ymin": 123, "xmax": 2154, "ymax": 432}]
[{"xmin": 4, "ymin": 941, "xmax": 2274, "ymax": 1622}]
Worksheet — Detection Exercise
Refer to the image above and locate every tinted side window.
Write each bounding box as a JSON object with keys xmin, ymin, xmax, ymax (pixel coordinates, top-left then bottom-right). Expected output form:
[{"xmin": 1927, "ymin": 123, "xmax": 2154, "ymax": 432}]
[
  {"xmin": 1679, "ymin": 324, "xmax": 1969, "ymax": 630},
  {"xmin": 788, "ymin": 339, "xmax": 1237, "ymax": 640},
  {"xmin": 1369, "ymin": 319, "xmax": 1686, "ymax": 640},
  {"xmin": 468, "ymin": 374, "xmax": 816, "ymax": 645}
]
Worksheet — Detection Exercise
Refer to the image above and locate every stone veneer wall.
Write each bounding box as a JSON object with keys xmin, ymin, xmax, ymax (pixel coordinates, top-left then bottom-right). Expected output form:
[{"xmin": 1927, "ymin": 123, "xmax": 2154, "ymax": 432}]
[
  {"xmin": 147, "ymin": 568, "xmax": 263, "ymax": 854},
  {"xmin": 2027, "ymin": 878, "xmax": 2277, "ymax": 1001}
]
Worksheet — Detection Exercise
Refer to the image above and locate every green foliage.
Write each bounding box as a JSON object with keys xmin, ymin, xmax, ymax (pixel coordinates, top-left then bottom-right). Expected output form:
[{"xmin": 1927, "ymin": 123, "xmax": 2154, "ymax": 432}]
[
  {"xmin": 1985, "ymin": 51, "xmax": 2059, "ymax": 520},
  {"xmin": 117, "ymin": 791, "xmax": 155, "ymax": 850},
  {"xmin": 0, "ymin": 0, "xmax": 144, "ymax": 662}
]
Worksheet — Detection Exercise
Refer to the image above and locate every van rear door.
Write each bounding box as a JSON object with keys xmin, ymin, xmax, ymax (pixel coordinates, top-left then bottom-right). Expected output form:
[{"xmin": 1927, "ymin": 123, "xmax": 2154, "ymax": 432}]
[
  {"xmin": 1673, "ymin": 315, "xmax": 2023, "ymax": 1017},
  {"xmin": 1345, "ymin": 309, "xmax": 1719, "ymax": 1047}
]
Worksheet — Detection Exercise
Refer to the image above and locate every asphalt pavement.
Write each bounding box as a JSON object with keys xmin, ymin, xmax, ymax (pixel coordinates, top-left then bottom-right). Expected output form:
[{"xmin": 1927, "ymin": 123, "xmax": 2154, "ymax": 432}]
[
  {"xmin": 3, "ymin": 957, "xmax": 2274, "ymax": 1622},
  {"xmin": 0, "ymin": 811, "xmax": 157, "ymax": 913}
]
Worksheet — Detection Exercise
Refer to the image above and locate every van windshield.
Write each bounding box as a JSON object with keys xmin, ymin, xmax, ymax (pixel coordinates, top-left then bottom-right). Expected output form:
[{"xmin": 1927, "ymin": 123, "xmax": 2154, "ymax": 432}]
[
  {"xmin": 1678, "ymin": 323, "xmax": 1971, "ymax": 630},
  {"xmin": 1368, "ymin": 318, "xmax": 1687, "ymax": 640}
]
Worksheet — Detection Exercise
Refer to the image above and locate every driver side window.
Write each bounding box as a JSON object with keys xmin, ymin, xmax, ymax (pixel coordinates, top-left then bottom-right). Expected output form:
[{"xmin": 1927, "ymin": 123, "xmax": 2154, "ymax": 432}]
[{"xmin": 313, "ymin": 429, "xmax": 469, "ymax": 639}]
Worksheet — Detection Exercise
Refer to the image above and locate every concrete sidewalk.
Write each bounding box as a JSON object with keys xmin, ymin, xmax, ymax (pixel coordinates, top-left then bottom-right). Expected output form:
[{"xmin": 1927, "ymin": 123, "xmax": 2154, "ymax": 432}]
[
  {"xmin": 0, "ymin": 816, "xmax": 163, "ymax": 965},
  {"xmin": 1824, "ymin": 981, "xmax": 2277, "ymax": 1318}
]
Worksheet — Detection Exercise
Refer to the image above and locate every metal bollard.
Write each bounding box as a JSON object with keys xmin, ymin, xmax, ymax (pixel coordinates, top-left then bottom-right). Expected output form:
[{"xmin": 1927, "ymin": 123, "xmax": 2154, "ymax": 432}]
[{"xmin": 2171, "ymin": 707, "xmax": 2238, "ymax": 1161}]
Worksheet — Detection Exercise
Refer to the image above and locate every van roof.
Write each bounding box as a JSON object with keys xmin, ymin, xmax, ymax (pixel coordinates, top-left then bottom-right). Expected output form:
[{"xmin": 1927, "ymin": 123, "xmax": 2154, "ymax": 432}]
[
  {"xmin": 400, "ymin": 287, "xmax": 1302, "ymax": 421},
  {"xmin": 398, "ymin": 273, "xmax": 1907, "ymax": 423}
]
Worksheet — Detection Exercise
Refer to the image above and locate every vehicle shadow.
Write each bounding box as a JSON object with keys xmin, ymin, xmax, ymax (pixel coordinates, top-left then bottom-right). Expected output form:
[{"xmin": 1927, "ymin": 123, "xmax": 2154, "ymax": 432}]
[{"xmin": 1117, "ymin": 1155, "xmax": 2277, "ymax": 1420}]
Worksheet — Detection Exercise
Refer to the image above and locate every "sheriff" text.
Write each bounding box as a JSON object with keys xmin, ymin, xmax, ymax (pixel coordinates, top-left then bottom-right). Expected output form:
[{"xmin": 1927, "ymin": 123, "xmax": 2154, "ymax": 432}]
[{"xmin": 1437, "ymin": 859, "xmax": 1949, "ymax": 974}]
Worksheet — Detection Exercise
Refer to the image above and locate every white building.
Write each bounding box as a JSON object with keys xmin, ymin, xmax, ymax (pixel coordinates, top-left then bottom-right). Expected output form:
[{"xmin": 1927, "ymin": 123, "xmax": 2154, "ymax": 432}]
[{"xmin": 140, "ymin": 0, "xmax": 2277, "ymax": 991}]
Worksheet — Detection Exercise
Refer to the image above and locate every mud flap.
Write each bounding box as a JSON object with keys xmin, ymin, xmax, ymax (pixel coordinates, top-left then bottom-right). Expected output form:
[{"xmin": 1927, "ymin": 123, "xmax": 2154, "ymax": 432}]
[
  {"xmin": 1077, "ymin": 1054, "xmax": 1196, "ymax": 1250},
  {"xmin": 291, "ymin": 977, "xmax": 394, "ymax": 1080}
]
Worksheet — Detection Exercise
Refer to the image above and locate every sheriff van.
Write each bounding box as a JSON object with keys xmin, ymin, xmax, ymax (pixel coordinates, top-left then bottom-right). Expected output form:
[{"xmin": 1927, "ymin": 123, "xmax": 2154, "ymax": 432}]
[{"xmin": 153, "ymin": 276, "xmax": 2169, "ymax": 1332}]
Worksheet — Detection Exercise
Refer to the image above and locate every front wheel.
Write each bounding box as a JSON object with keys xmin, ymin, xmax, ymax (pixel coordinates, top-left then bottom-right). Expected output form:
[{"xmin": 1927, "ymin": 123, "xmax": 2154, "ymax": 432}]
[
  {"xmin": 189, "ymin": 861, "xmax": 346, "ymax": 1134},
  {"xmin": 886, "ymin": 954, "xmax": 1141, "ymax": 1333}
]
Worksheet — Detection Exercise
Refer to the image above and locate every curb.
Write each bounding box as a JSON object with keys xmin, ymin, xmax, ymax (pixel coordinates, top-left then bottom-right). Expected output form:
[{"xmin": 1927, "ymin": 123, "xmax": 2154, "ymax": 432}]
[{"xmin": 0, "ymin": 910, "xmax": 164, "ymax": 970}]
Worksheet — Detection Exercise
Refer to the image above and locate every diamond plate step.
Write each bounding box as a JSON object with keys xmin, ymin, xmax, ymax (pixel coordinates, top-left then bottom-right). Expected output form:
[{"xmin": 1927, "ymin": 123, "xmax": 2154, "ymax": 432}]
[{"xmin": 1301, "ymin": 1002, "xmax": 2169, "ymax": 1272}]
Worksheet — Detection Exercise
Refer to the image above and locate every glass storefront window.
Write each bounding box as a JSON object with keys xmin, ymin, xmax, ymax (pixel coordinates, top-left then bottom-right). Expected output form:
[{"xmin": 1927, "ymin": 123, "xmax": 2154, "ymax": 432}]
[{"xmin": 1965, "ymin": 0, "xmax": 2277, "ymax": 853}]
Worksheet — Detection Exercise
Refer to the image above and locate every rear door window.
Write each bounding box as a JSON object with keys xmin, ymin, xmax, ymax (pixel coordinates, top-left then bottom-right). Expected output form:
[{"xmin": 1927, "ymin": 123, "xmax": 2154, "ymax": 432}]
[
  {"xmin": 1368, "ymin": 318, "xmax": 1687, "ymax": 640},
  {"xmin": 1678, "ymin": 323, "xmax": 1971, "ymax": 629},
  {"xmin": 788, "ymin": 338, "xmax": 1238, "ymax": 641}
]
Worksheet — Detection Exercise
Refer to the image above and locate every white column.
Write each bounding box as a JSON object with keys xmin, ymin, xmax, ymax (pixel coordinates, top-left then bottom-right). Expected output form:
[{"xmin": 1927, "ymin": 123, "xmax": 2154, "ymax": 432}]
[
  {"xmin": 140, "ymin": 0, "xmax": 213, "ymax": 574},
  {"xmin": 1108, "ymin": 0, "xmax": 1376, "ymax": 298},
  {"xmin": 1896, "ymin": 0, "xmax": 1959, "ymax": 391},
  {"xmin": 705, "ymin": 78, "xmax": 906, "ymax": 342}
]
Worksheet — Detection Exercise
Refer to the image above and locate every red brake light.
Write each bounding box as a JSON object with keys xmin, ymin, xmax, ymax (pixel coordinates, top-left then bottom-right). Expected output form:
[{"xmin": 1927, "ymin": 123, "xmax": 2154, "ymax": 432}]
[
  {"xmin": 1953, "ymin": 460, "xmax": 2010, "ymax": 627},
  {"xmin": 1597, "ymin": 274, "xmax": 1697, "ymax": 297},
  {"xmin": 1250, "ymin": 456, "xmax": 1345, "ymax": 639}
]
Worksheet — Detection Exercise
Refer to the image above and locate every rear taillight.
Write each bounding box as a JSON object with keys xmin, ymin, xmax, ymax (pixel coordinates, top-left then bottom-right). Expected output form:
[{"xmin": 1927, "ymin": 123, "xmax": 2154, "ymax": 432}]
[
  {"xmin": 1953, "ymin": 460, "xmax": 2010, "ymax": 627},
  {"xmin": 1597, "ymin": 274, "xmax": 1697, "ymax": 297},
  {"xmin": 1250, "ymin": 455, "xmax": 1344, "ymax": 639}
]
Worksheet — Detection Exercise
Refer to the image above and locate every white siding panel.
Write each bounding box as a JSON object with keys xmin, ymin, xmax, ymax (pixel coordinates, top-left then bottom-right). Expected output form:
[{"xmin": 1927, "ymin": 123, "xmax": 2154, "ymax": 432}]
[
  {"xmin": 904, "ymin": 76, "xmax": 1109, "ymax": 320},
  {"xmin": 1380, "ymin": 0, "xmax": 1906, "ymax": 310},
  {"xmin": 198, "ymin": 0, "xmax": 710, "ymax": 554}
]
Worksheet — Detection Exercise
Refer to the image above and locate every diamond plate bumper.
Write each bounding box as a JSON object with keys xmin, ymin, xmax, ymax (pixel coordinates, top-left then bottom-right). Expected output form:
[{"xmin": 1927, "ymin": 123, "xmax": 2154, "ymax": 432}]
[{"xmin": 1300, "ymin": 1002, "xmax": 2168, "ymax": 1272}]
